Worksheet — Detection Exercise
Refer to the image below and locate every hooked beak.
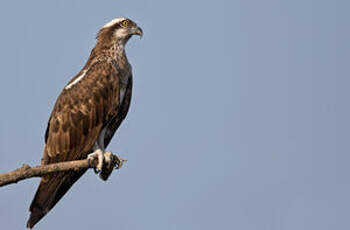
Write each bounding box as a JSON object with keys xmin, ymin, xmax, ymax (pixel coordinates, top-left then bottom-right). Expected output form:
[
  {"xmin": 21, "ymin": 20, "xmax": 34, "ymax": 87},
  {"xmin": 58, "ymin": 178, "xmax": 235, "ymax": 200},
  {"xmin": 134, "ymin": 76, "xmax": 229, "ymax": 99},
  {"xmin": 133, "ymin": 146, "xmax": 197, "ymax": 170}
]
[{"xmin": 133, "ymin": 26, "xmax": 143, "ymax": 38}]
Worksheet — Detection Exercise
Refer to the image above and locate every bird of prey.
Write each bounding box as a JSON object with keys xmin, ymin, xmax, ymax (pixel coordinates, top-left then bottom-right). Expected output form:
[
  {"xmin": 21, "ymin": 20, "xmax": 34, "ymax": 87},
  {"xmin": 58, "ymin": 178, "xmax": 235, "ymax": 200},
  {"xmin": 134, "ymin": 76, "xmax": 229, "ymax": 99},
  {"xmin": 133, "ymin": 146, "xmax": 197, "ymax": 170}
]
[{"xmin": 26, "ymin": 17, "xmax": 143, "ymax": 228}]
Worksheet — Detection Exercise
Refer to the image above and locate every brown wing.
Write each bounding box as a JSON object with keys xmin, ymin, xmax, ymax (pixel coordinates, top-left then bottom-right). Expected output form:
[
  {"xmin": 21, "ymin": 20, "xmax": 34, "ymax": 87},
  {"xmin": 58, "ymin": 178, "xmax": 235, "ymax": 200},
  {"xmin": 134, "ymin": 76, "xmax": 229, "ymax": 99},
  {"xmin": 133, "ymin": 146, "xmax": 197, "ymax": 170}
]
[
  {"xmin": 27, "ymin": 61, "xmax": 120, "ymax": 228},
  {"xmin": 46, "ymin": 61, "xmax": 120, "ymax": 163}
]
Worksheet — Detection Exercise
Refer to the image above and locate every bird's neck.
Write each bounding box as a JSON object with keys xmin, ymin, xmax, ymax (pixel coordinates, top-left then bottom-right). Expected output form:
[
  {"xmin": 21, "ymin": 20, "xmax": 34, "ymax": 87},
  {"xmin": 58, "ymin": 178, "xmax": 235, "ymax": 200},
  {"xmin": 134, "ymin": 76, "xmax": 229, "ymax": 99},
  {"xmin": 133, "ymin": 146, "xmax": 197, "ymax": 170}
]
[
  {"xmin": 86, "ymin": 40, "xmax": 129, "ymax": 69},
  {"xmin": 114, "ymin": 40, "xmax": 127, "ymax": 59}
]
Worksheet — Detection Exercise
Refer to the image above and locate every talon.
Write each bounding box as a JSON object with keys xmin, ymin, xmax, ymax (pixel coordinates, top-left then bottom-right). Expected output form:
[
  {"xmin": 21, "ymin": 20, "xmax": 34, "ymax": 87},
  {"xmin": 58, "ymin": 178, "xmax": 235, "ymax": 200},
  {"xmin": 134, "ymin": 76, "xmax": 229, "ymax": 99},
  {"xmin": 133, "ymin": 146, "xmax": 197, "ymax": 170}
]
[
  {"xmin": 87, "ymin": 157, "xmax": 98, "ymax": 174},
  {"xmin": 115, "ymin": 156, "xmax": 127, "ymax": 169}
]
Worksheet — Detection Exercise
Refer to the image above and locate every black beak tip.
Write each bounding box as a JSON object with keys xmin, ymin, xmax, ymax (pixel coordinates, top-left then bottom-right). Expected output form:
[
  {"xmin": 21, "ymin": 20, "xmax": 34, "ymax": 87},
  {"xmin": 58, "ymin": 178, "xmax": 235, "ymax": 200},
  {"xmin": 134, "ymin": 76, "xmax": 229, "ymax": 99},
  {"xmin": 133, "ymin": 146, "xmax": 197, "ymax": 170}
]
[{"xmin": 136, "ymin": 27, "xmax": 143, "ymax": 39}]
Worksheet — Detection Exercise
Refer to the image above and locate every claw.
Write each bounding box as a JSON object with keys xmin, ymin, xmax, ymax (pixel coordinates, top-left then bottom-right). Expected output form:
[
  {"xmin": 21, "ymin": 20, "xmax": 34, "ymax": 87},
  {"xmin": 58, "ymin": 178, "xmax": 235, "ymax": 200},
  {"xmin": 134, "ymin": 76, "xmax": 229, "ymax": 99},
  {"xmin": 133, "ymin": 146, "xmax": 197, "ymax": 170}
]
[
  {"xmin": 115, "ymin": 156, "xmax": 127, "ymax": 169},
  {"xmin": 88, "ymin": 150, "xmax": 127, "ymax": 181},
  {"xmin": 99, "ymin": 152, "xmax": 114, "ymax": 181}
]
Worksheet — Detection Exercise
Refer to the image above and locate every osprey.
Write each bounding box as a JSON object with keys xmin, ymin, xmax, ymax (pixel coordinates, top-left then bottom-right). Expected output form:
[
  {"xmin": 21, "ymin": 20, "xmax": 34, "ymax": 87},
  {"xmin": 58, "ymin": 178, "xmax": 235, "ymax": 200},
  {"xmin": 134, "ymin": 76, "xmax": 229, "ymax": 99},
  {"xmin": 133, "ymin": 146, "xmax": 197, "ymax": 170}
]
[{"xmin": 27, "ymin": 17, "xmax": 143, "ymax": 228}]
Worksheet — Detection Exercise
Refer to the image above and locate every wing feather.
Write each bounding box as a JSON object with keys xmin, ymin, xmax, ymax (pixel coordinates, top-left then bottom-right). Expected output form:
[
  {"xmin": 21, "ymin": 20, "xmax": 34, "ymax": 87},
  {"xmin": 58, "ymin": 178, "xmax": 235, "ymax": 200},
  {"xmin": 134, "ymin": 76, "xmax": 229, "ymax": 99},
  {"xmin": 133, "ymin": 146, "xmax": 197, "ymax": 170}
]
[{"xmin": 45, "ymin": 61, "xmax": 120, "ymax": 163}]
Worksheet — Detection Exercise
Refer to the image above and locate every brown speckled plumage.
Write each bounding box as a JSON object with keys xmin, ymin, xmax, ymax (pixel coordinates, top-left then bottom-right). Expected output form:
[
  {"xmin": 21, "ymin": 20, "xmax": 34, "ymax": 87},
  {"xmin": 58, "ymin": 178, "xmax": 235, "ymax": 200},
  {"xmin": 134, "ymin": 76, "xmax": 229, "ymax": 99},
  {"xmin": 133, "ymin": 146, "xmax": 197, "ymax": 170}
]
[{"xmin": 27, "ymin": 17, "xmax": 142, "ymax": 228}]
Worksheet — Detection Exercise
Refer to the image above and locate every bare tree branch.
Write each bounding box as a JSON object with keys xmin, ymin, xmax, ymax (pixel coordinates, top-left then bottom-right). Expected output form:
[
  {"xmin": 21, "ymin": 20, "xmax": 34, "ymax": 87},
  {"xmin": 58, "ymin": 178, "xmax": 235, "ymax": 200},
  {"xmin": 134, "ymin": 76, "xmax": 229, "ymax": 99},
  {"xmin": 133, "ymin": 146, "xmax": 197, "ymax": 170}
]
[{"xmin": 0, "ymin": 153, "xmax": 127, "ymax": 187}]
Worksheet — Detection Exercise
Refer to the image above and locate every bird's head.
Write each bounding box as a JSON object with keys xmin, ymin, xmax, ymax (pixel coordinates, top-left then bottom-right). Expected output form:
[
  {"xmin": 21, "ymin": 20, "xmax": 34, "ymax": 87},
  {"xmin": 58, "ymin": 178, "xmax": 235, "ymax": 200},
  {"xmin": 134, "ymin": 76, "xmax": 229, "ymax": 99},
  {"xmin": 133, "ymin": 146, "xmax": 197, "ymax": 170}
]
[{"xmin": 97, "ymin": 17, "xmax": 143, "ymax": 46}]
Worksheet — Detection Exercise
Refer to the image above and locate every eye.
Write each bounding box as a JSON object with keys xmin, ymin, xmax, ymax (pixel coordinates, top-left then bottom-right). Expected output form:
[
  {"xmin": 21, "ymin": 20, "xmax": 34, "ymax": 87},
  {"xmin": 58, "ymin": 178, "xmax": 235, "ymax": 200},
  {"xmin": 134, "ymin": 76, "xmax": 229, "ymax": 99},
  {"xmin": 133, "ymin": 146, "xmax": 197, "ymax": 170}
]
[{"xmin": 121, "ymin": 19, "xmax": 130, "ymax": 27}]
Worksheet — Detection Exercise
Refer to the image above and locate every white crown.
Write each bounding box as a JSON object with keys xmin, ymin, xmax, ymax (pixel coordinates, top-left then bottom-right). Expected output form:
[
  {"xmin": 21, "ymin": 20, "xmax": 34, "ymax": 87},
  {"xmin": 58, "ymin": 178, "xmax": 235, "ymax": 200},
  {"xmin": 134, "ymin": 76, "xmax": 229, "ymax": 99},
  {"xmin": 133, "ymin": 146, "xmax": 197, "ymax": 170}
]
[{"xmin": 102, "ymin": 17, "xmax": 127, "ymax": 28}]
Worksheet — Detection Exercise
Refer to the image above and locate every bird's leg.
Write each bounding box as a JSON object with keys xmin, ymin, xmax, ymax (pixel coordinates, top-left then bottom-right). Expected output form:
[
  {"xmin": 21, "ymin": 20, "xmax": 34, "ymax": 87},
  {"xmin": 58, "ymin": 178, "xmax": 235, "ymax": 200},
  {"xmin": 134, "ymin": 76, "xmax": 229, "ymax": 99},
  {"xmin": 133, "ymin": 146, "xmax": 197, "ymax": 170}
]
[{"xmin": 87, "ymin": 148, "xmax": 105, "ymax": 173}]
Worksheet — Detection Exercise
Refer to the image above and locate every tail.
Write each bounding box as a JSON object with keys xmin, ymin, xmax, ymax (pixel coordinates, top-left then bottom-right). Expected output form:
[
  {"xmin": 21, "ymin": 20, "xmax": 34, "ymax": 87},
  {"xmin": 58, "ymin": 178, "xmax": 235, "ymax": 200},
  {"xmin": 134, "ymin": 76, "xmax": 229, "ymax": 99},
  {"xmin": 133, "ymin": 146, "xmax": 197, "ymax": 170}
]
[{"xmin": 26, "ymin": 170, "xmax": 87, "ymax": 228}]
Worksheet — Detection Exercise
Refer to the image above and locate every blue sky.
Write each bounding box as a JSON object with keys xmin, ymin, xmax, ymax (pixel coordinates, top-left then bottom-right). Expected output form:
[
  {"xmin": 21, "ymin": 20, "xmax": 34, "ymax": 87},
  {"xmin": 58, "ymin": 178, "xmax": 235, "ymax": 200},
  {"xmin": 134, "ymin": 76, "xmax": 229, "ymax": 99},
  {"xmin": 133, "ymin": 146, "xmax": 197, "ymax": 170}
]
[{"xmin": 0, "ymin": 1, "xmax": 348, "ymax": 229}]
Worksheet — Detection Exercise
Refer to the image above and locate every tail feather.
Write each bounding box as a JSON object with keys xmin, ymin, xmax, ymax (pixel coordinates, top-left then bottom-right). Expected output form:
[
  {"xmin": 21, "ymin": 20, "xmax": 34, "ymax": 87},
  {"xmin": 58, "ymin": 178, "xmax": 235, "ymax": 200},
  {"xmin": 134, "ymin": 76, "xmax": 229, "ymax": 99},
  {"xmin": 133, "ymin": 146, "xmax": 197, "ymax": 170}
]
[{"xmin": 27, "ymin": 170, "xmax": 87, "ymax": 228}]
